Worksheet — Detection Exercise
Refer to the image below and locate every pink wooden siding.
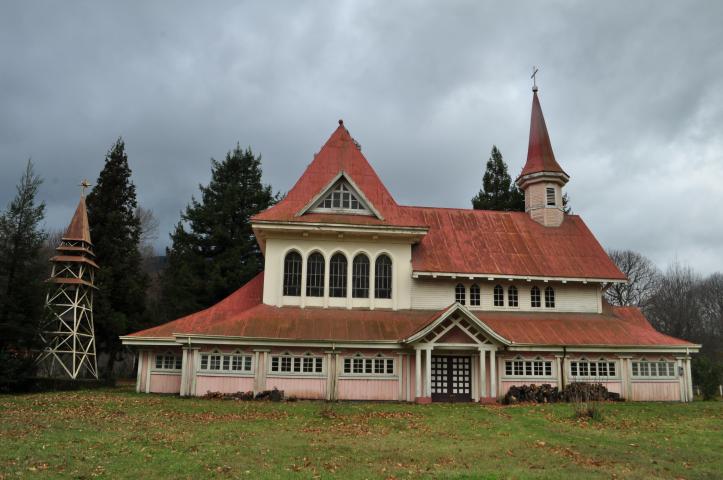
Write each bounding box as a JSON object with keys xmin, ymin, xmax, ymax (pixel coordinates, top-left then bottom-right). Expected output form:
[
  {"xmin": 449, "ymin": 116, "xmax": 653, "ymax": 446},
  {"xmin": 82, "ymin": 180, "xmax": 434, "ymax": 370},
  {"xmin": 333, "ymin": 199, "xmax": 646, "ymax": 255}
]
[
  {"xmin": 631, "ymin": 382, "xmax": 681, "ymax": 401},
  {"xmin": 338, "ymin": 378, "xmax": 398, "ymax": 400},
  {"xmin": 149, "ymin": 373, "xmax": 181, "ymax": 393},
  {"xmin": 195, "ymin": 375, "xmax": 254, "ymax": 395},
  {"xmin": 266, "ymin": 376, "xmax": 326, "ymax": 399}
]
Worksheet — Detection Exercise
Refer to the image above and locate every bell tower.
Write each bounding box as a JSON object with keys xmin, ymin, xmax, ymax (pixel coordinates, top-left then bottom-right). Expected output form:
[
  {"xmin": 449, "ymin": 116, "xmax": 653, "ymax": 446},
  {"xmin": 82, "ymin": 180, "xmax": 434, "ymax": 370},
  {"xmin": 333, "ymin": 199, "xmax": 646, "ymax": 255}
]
[{"xmin": 515, "ymin": 83, "xmax": 569, "ymax": 227}]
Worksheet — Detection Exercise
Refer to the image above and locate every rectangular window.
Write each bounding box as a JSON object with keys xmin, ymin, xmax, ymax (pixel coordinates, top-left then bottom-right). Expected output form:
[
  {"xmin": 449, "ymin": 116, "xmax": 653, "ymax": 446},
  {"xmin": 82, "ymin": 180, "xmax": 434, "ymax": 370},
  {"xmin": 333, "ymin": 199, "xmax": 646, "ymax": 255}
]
[
  {"xmin": 505, "ymin": 359, "xmax": 552, "ymax": 378},
  {"xmin": 343, "ymin": 356, "xmax": 395, "ymax": 376},
  {"xmin": 631, "ymin": 360, "xmax": 676, "ymax": 379},
  {"xmin": 155, "ymin": 353, "xmax": 182, "ymax": 371},
  {"xmin": 546, "ymin": 187, "xmax": 556, "ymax": 206},
  {"xmin": 570, "ymin": 360, "xmax": 618, "ymax": 378},
  {"xmin": 270, "ymin": 354, "xmax": 324, "ymax": 375},
  {"xmin": 198, "ymin": 352, "xmax": 252, "ymax": 373}
]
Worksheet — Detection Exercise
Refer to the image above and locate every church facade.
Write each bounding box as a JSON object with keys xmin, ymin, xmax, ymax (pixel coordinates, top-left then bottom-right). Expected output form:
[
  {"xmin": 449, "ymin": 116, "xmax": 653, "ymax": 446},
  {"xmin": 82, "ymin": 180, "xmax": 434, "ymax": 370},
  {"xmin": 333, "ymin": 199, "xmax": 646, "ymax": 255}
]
[{"xmin": 122, "ymin": 88, "xmax": 698, "ymax": 403}]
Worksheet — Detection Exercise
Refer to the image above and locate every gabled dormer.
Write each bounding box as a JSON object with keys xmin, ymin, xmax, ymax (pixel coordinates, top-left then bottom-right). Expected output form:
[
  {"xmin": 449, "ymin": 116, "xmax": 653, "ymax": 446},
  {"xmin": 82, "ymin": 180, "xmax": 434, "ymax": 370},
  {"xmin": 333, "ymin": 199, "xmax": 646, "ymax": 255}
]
[{"xmin": 297, "ymin": 172, "xmax": 383, "ymax": 219}]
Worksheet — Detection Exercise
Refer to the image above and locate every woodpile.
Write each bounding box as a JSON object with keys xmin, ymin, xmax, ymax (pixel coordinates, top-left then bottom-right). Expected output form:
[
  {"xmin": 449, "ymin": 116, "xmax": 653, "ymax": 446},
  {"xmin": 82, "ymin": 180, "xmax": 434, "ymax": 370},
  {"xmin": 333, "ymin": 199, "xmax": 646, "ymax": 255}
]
[
  {"xmin": 503, "ymin": 382, "xmax": 622, "ymax": 404},
  {"xmin": 203, "ymin": 387, "xmax": 285, "ymax": 402}
]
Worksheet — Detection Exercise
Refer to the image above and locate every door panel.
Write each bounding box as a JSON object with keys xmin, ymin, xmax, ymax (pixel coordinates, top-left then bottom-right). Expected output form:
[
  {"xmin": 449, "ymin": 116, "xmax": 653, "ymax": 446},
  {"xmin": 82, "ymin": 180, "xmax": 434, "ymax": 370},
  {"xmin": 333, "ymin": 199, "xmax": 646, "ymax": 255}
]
[{"xmin": 431, "ymin": 355, "xmax": 472, "ymax": 402}]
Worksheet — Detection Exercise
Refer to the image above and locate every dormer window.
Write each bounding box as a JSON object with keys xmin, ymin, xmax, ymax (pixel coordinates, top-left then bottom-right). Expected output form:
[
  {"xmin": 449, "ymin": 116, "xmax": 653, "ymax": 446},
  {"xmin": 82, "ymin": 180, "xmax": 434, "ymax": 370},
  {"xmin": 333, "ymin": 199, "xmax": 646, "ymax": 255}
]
[
  {"xmin": 311, "ymin": 181, "xmax": 371, "ymax": 214},
  {"xmin": 546, "ymin": 187, "xmax": 556, "ymax": 206}
]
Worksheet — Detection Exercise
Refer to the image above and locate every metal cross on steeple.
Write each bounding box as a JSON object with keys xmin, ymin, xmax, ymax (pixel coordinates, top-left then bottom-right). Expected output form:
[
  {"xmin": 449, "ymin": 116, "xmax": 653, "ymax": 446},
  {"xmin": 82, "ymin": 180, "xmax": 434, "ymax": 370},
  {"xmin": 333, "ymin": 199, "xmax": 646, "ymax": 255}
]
[
  {"xmin": 531, "ymin": 66, "xmax": 539, "ymax": 92},
  {"xmin": 79, "ymin": 179, "xmax": 92, "ymax": 196}
]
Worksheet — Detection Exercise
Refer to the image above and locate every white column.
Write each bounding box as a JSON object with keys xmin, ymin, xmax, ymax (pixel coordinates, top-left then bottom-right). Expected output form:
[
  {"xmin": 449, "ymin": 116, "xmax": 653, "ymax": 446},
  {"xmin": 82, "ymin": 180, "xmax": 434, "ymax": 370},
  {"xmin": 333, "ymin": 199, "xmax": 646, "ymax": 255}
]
[
  {"xmin": 135, "ymin": 351, "xmax": 143, "ymax": 393},
  {"xmin": 425, "ymin": 347, "xmax": 432, "ymax": 398},
  {"xmin": 415, "ymin": 348, "xmax": 422, "ymax": 398},
  {"xmin": 685, "ymin": 357, "xmax": 693, "ymax": 402},
  {"xmin": 323, "ymin": 256, "xmax": 330, "ymax": 309},
  {"xmin": 479, "ymin": 348, "xmax": 487, "ymax": 398},
  {"xmin": 370, "ymin": 258, "xmax": 376, "ymax": 311},
  {"xmin": 144, "ymin": 351, "xmax": 151, "ymax": 394},
  {"xmin": 188, "ymin": 348, "xmax": 199, "ymax": 397},
  {"xmin": 346, "ymin": 256, "xmax": 353, "ymax": 309},
  {"xmin": 180, "ymin": 348, "xmax": 189, "ymax": 397},
  {"xmin": 489, "ymin": 349, "xmax": 497, "ymax": 399},
  {"xmin": 253, "ymin": 351, "xmax": 261, "ymax": 395},
  {"xmin": 397, "ymin": 353, "xmax": 404, "ymax": 400}
]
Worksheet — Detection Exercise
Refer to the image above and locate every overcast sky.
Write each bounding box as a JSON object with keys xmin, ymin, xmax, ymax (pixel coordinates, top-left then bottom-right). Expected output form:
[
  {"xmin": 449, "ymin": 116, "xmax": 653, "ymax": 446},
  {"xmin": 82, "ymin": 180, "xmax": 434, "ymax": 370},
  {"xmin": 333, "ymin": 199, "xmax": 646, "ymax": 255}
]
[{"xmin": 1, "ymin": 1, "xmax": 721, "ymax": 274}]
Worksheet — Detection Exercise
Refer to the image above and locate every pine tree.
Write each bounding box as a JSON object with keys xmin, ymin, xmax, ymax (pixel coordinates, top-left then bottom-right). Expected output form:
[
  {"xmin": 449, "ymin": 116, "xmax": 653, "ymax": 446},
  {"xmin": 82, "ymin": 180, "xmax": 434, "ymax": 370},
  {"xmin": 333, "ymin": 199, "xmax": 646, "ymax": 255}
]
[
  {"xmin": 86, "ymin": 138, "xmax": 147, "ymax": 377},
  {"xmin": 0, "ymin": 160, "xmax": 47, "ymax": 390},
  {"xmin": 161, "ymin": 144, "xmax": 275, "ymax": 320},
  {"xmin": 471, "ymin": 146, "xmax": 525, "ymax": 211}
]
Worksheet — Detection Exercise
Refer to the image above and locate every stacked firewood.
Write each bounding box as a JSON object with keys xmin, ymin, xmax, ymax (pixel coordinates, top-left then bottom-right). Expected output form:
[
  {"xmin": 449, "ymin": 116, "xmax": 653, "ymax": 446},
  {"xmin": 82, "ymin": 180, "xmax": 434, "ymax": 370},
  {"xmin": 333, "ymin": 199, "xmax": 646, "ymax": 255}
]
[
  {"xmin": 203, "ymin": 387, "xmax": 285, "ymax": 401},
  {"xmin": 503, "ymin": 382, "xmax": 621, "ymax": 404}
]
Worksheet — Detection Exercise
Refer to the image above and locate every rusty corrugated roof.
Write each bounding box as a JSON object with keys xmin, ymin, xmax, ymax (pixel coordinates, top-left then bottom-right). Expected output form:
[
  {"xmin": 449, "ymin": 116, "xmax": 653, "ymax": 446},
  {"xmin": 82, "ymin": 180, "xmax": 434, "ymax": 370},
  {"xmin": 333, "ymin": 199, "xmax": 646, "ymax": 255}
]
[
  {"xmin": 517, "ymin": 90, "xmax": 567, "ymax": 180},
  {"xmin": 62, "ymin": 196, "xmax": 92, "ymax": 244},
  {"xmin": 126, "ymin": 274, "xmax": 691, "ymax": 347}
]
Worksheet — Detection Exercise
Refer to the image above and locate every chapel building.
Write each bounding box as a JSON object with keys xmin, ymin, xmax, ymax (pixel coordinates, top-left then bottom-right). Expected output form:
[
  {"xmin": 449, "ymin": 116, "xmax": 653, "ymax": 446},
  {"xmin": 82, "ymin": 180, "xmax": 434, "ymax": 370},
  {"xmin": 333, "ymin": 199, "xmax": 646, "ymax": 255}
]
[{"xmin": 122, "ymin": 88, "xmax": 698, "ymax": 402}]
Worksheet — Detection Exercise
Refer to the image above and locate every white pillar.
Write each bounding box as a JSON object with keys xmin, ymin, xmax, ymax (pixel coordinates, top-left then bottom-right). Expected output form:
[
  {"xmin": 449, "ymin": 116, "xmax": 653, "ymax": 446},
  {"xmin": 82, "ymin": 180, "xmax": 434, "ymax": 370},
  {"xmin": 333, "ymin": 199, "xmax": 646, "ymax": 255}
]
[
  {"xmin": 300, "ymin": 252, "xmax": 307, "ymax": 309},
  {"xmin": 415, "ymin": 348, "xmax": 422, "ymax": 398},
  {"xmin": 479, "ymin": 348, "xmax": 487, "ymax": 398},
  {"xmin": 685, "ymin": 357, "xmax": 693, "ymax": 402},
  {"xmin": 425, "ymin": 347, "xmax": 432, "ymax": 398},
  {"xmin": 180, "ymin": 348, "xmax": 189, "ymax": 397},
  {"xmin": 135, "ymin": 351, "xmax": 143, "ymax": 393},
  {"xmin": 489, "ymin": 349, "xmax": 497, "ymax": 399},
  {"xmin": 397, "ymin": 353, "xmax": 404, "ymax": 400}
]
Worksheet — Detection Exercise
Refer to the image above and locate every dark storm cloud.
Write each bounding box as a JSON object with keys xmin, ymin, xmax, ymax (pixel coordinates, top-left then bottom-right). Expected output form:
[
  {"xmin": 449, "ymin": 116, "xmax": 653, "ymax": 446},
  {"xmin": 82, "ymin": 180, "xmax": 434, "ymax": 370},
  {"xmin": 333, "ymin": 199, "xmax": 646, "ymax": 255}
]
[{"xmin": 1, "ymin": 1, "xmax": 721, "ymax": 273}]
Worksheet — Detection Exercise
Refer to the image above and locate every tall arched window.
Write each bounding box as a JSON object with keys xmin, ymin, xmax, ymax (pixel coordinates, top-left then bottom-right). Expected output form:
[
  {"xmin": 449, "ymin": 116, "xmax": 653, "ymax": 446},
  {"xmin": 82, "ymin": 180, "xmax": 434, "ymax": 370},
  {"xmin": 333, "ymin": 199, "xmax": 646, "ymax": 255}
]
[
  {"xmin": 470, "ymin": 284, "xmax": 480, "ymax": 306},
  {"xmin": 531, "ymin": 286, "xmax": 541, "ymax": 308},
  {"xmin": 352, "ymin": 254, "xmax": 370, "ymax": 298},
  {"xmin": 374, "ymin": 254, "xmax": 392, "ymax": 299},
  {"xmin": 329, "ymin": 253, "xmax": 347, "ymax": 297},
  {"xmin": 545, "ymin": 286, "xmax": 555, "ymax": 308},
  {"xmin": 493, "ymin": 285, "xmax": 504, "ymax": 306},
  {"xmin": 455, "ymin": 283, "xmax": 466, "ymax": 305},
  {"xmin": 306, "ymin": 252, "xmax": 324, "ymax": 297},
  {"xmin": 283, "ymin": 251, "xmax": 302, "ymax": 296},
  {"xmin": 508, "ymin": 285, "xmax": 519, "ymax": 307}
]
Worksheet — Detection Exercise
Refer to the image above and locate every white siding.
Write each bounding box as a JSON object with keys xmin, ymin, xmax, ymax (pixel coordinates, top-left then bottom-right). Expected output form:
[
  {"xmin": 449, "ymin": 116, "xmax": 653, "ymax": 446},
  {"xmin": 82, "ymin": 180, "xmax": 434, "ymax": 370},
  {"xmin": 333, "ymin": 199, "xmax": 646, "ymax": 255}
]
[{"xmin": 411, "ymin": 279, "xmax": 600, "ymax": 313}]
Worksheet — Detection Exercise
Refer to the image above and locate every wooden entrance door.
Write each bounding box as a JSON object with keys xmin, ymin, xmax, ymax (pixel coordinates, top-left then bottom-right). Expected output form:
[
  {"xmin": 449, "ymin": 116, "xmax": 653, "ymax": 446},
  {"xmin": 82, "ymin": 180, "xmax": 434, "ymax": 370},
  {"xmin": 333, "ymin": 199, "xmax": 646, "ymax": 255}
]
[{"xmin": 431, "ymin": 355, "xmax": 472, "ymax": 402}]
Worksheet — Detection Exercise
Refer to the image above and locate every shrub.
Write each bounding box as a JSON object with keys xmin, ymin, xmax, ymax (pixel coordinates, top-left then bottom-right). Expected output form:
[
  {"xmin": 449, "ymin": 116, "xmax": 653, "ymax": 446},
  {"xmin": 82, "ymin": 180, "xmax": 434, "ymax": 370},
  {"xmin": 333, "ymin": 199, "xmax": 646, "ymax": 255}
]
[{"xmin": 692, "ymin": 356, "xmax": 722, "ymax": 400}]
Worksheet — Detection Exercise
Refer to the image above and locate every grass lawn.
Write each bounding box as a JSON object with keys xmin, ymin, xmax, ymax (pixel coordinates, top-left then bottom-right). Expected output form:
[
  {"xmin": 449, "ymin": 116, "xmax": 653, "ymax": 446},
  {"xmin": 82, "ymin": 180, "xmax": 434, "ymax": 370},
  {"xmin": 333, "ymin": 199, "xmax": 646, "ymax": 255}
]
[{"xmin": 1, "ymin": 385, "xmax": 721, "ymax": 479}]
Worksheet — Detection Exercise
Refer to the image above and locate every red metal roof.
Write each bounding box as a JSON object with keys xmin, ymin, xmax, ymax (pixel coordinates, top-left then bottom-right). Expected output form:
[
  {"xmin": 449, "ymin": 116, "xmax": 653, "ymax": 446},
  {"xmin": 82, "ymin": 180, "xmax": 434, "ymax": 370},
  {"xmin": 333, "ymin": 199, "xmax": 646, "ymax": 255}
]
[
  {"xmin": 406, "ymin": 207, "xmax": 626, "ymax": 280},
  {"xmin": 126, "ymin": 274, "xmax": 691, "ymax": 347},
  {"xmin": 517, "ymin": 90, "xmax": 567, "ymax": 180},
  {"xmin": 63, "ymin": 196, "xmax": 92, "ymax": 244}
]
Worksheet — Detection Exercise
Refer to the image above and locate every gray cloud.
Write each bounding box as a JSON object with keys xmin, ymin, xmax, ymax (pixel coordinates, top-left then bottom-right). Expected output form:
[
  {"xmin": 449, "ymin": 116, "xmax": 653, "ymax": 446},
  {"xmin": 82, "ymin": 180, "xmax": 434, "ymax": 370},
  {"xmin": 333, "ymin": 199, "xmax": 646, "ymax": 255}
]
[{"xmin": 1, "ymin": 0, "xmax": 721, "ymax": 274}]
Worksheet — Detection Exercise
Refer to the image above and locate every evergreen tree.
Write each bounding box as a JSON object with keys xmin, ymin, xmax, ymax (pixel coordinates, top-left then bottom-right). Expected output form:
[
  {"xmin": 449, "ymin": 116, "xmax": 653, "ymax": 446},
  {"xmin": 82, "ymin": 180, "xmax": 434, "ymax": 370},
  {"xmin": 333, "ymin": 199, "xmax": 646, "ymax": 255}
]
[
  {"xmin": 471, "ymin": 146, "xmax": 525, "ymax": 211},
  {"xmin": 161, "ymin": 144, "xmax": 275, "ymax": 320},
  {"xmin": 0, "ymin": 160, "xmax": 47, "ymax": 391},
  {"xmin": 86, "ymin": 138, "xmax": 147, "ymax": 377}
]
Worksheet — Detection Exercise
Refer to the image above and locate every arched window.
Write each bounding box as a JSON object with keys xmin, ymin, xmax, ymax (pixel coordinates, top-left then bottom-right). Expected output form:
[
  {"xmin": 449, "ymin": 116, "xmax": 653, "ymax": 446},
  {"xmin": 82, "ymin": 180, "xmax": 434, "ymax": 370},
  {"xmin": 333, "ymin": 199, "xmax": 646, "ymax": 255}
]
[
  {"xmin": 530, "ymin": 286, "xmax": 541, "ymax": 308},
  {"xmin": 352, "ymin": 254, "xmax": 370, "ymax": 298},
  {"xmin": 545, "ymin": 286, "xmax": 555, "ymax": 308},
  {"xmin": 455, "ymin": 283, "xmax": 466, "ymax": 305},
  {"xmin": 374, "ymin": 254, "xmax": 392, "ymax": 299},
  {"xmin": 508, "ymin": 285, "xmax": 519, "ymax": 307},
  {"xmin": 493, "ymin": 285, "xmax": 504, "ymax": 306},
  {"xmin": 283, "ymin": 251, "xmax": 302, "ymax": 296},
  {"xmin": 329, "ymin": 253, "xmax": 347, "ymax": 297},
  {"xmin": 469, "ymin": 284, "xmax": 480, "ymax": 306},
  {"xmin": 306, "ymin": 252, "xmax": 324, "ymax": 297}
]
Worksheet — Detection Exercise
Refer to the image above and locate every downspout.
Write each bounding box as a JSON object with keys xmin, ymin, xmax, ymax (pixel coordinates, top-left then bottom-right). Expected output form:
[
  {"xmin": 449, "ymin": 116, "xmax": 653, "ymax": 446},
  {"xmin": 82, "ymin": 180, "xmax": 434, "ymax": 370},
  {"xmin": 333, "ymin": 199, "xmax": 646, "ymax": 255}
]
[{"xmin": 561, "ymin": 346, "xmax": 567, "ymax": 391}]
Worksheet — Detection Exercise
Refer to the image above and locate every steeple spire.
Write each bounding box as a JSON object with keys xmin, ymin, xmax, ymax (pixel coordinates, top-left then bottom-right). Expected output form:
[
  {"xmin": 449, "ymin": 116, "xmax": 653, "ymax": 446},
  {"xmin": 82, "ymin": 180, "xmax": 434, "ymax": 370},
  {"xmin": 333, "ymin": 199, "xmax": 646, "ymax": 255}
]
[{"xmin": 516, "ymin": 83, "xmax": 569, "ymax": 227}]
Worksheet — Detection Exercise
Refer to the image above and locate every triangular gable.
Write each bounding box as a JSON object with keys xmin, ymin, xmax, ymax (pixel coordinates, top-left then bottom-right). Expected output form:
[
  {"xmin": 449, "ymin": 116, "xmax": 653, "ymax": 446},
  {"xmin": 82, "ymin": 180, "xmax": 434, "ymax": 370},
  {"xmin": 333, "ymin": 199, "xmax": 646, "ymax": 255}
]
[
  {"xmin": 404, "ymin": 303, "xmax": 511, "ymax": 346},
  {"xmin": 251, "ymin": 122, "xmax": 401, "ymax": 225},
  {"xmin": 296, "ymin": 171, "xmax": 383, "ymax": 219}
]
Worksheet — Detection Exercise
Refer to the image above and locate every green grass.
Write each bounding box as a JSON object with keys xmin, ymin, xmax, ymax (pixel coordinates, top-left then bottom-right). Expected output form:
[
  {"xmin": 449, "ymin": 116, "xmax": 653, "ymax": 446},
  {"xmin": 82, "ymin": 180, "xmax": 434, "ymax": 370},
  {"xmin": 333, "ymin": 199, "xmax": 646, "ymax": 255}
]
[{"xmin": 1, "ymin": 385, "xmax": 721, "ymax": 479}]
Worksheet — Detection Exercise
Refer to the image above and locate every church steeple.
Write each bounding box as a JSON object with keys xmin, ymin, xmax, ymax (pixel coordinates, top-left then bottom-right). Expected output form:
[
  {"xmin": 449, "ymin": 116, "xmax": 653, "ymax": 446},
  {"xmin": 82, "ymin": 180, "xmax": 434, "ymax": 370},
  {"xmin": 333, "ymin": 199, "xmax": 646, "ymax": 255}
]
[{"xmin": 516, "ymin": 85, "xmax": 569, "ymax": 227}]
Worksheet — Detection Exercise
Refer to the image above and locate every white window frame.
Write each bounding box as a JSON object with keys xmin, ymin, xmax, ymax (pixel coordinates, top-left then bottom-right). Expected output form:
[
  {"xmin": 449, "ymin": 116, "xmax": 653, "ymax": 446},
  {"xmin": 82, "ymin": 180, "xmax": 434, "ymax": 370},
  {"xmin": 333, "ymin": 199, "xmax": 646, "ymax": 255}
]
[
  {"xmin": 631, "ymin": 358, "xmax": 677, "ymax": 379},
  {"xmin": 154, "ymin": 351, "xmax": 182, "ymax": 372},
  {"xmin": 199, "ymin": 349, "xmax": 254, "ymax": 375},
  {"xmin": 269, "ymin": 351, "xmax": 325, "ymax": 376},
  {"xmin": 341, "ymin": 353, "xmax": 396, "ymax": 378},
  {"xmin": 569, "ymin": 358, "xmax": 619, "ymax": 379},
  {"xmin": 310, "ymin": 181, "xmax": 372, "ymax": 215},
  {"xmin": 503, "ymin": 356, "xmax": 554, "ymax": 379}
]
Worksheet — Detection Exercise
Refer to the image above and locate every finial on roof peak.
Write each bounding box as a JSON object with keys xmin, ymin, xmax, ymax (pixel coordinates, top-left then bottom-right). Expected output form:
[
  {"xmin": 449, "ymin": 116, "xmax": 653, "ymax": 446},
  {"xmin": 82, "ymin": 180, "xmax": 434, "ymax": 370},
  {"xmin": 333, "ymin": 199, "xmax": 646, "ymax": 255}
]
[
  {"xmin": 79, "ymin": 179, "xmax": 92, "ymax": 197},
  {"xmin": 338, "ymin": 119, "xmax": 344, "ymax": 127},
  {"xmin": 531, "ymin": 65, "xmax": 539, "ymax": 92}
]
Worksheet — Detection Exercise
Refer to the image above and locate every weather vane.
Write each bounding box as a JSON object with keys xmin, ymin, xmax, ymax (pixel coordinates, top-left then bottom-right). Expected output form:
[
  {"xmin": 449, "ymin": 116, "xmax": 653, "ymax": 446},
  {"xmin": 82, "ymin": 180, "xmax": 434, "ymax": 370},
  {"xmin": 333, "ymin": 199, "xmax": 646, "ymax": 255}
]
[
  {"xmin": 79, "ymin": 179, "xmax": 92, "ymax": 196},
  {"xmin": 531, "ymin": 65, "xmax": 539, "ymax": 91}
]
